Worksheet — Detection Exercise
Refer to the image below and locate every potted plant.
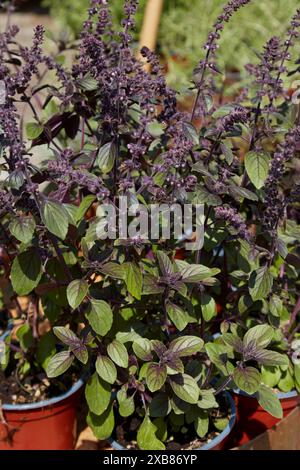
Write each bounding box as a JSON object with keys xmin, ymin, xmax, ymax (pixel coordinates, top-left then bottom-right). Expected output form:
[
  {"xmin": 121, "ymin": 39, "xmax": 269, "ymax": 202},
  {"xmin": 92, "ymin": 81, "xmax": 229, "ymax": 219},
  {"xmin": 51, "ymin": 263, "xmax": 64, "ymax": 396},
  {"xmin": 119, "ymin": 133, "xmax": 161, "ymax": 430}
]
[
  {"xmin": 0, "ymin": 3, "xmax": 91, "ymax": 450},
  {"xmin": 31, "ymin": 0, "xmax": 292, "ymax": 450},
  {"xmin": 185, "ymin": 2, "xmax": 300, "ymax": 446}
]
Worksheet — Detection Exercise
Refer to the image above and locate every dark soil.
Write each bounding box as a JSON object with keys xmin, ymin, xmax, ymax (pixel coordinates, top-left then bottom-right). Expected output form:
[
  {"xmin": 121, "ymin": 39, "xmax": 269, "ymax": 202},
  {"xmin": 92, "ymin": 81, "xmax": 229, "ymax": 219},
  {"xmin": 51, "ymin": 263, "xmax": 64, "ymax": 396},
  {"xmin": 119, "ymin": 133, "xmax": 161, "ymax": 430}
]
[
  {"xmin": 0, "ymin": 369, "xmax": 78, "ymax": 405},
  {"xmin": 113, "ymin": 397, "xmax": 230, "ymax": 450}
]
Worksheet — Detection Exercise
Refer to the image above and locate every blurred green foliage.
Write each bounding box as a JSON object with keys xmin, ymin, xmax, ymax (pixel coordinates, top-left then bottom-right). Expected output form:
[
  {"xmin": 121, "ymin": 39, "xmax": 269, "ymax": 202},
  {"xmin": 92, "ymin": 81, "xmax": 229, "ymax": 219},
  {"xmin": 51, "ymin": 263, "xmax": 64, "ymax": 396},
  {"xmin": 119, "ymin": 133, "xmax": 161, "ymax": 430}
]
[{"xmin": 43, "ymin": 0, "xmax": 300, "ymax": 91}]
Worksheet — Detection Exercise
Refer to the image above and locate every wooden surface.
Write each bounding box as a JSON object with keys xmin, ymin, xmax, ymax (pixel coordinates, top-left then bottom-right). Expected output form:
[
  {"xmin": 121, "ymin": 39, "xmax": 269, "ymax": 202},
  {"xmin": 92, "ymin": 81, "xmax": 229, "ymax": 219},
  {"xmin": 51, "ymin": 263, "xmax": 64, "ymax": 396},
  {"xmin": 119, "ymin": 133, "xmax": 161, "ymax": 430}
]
[{"xmin": 235, "ymin": 407, "xmax": 300, "ymax": 450}]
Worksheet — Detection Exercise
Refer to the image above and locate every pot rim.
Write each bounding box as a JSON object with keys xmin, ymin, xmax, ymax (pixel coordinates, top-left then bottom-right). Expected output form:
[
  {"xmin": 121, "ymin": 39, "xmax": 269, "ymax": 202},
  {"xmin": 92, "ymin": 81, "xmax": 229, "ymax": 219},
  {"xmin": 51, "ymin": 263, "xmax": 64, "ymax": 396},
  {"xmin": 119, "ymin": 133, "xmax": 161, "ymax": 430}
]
[
  {"xmin": 233, "ymin": 388, "xmax": 299, "ymax": 400},
  {"xmin": 109, "ymin": 391, "xmax": 236, "ymax": 451},
  {"xmin": 1, "ymin": 377, "xmax": 84, "ymax": 412},
  {"xmin": 1, "ymin": 327, "xmax": 84, "ymax": 411}
]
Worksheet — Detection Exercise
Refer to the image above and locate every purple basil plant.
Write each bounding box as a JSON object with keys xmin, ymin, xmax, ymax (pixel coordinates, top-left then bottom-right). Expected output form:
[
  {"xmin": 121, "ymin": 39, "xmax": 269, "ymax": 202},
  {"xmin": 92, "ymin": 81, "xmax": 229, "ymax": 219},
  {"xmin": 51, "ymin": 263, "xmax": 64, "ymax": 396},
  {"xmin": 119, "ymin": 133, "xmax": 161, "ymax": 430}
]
[{"xmin": 0, "ymin": 0, "xmax": 300, "ymax": 450}]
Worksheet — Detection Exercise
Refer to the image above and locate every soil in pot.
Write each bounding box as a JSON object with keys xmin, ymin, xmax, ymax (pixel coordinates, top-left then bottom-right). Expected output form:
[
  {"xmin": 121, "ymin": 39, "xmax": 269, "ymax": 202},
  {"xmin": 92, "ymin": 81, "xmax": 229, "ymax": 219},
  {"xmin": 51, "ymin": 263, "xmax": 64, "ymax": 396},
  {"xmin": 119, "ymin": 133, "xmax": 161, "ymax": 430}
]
[
  {"xmin": 227, "ymin": 390, "xmax": 300, "ymax": 447},
  {"xmin": 0, "ymin": 366, "xmax": 83, "ymax": 450},
  {"xmin": 111, "ymin": 394, "xmax": 234, "ymax": 451}
]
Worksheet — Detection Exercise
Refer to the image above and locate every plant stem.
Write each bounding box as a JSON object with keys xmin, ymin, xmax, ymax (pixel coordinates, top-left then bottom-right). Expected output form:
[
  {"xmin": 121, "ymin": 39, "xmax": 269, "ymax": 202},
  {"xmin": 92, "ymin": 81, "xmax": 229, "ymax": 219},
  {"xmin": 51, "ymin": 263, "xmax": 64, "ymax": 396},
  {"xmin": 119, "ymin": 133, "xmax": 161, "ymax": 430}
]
[{"xmin": 214, "ymin": 376, "xmax": 233, "ymax": 396}]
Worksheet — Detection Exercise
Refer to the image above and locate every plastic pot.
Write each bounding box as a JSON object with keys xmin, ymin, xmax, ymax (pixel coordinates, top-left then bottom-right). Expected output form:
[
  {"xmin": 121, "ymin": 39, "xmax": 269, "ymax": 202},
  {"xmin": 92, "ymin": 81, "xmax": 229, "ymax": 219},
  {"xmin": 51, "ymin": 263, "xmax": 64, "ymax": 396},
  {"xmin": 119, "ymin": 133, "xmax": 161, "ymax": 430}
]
[
  {"xmin": 0, "ymin": 330, "xmax": 84, "ymax": 450},
  {"xmin": 228, "ymin": 388, "xmax": 300, "ymax": 447},
  {"xmin": 109, "ymin": 391, "xmax": 236, "ymax": 451}
]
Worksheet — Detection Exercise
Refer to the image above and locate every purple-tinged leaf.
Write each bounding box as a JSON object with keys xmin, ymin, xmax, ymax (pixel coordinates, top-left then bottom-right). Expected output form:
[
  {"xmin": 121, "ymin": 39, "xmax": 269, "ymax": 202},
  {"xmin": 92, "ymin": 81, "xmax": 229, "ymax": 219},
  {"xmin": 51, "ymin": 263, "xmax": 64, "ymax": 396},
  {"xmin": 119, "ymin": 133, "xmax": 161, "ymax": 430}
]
[
  {"xmin": 132, "ymin": 338, "xmax": 153, "ymax": 361},
  {"xmin": 72, "ymin": 344, "xmax": 88, "ymax": 364},
  {"xmin": 157, "ymin": 251, "xmax": 174, "ymax": 276},
  {"xmin": 251, "ymin": 349, "xmax": 288, "ymax": 366},
  {"xmin": 46, "ymin": 351, "xmax": 74, "ymax": 378},
  {"xmin": 107, "ymin": 340, "xmax": 128, "ymax": 368},
  {"xmin": 146, "ymin": 363, "xmax": 167, "ymax": 392},
  {"xmin": 151, "ymin": 340, "xmax": 168, "ymax": 358},
  {"xmin": 169, "ymin": 336, "xmax": 204, "ymax": 357},
  {"xmin": 166, "ymin": 302, "xmax": 189, "ymax": 331},
  {"xmin": 222, "ymin": 333, "xmax": 244, "ymax": 353},
  {"xmin": 233, "ymin": 366, "xmax": 261, "ymax": 395},
  {"xmin": 53, "ymin": 326, "xmax": 81, "ymax": 349}
]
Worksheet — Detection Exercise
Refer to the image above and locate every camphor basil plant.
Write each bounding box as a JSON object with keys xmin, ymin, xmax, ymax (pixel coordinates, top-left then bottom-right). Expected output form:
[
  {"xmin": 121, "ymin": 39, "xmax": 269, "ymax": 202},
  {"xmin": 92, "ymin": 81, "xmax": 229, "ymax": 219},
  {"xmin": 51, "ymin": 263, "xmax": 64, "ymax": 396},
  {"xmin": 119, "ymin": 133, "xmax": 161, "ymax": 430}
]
[{"xmin": 0, "ymin": 0, "xmax": 299, "ymax": 450}]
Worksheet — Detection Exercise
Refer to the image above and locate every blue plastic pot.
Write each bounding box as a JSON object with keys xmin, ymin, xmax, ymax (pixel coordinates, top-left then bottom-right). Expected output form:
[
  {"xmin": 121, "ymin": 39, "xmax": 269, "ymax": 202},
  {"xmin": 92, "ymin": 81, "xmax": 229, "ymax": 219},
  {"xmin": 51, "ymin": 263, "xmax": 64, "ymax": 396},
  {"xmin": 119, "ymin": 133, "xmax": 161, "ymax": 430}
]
[{"xmin": 109, "ymin": 391, "xmax": 236, "ymax": 451}]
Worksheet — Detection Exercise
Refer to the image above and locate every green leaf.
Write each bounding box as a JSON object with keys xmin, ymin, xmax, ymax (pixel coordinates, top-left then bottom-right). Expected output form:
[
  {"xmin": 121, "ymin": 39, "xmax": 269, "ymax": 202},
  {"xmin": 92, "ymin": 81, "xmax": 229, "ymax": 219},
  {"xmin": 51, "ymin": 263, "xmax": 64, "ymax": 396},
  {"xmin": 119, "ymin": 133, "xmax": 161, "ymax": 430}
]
[
  {"xmin": 137, "ymin": 415, "xmax": 165, "ymax": 450},
  {"xmin": 36, "ymin": 332, "xmax": 56, "ymax": 370},
  {"xmin": 107, "ymin": 340, "xmax": 128, "ymax": 368},
  {"xmin": 229, "ymin": 185, "xmax": 258, "ymax": 201},
  {"xmin": 157, "ymin": 251, "xmax": 174, "ymax": 275},
  {"xmin": 193, "ymin": 186, "xmax": 222, "ymax": 206},
  {"xmin": 87, "ymin": 405, "xmax": 114, "ymax": 440},
  {"xmin": 9, "ymin": 216, "xmax": 36, "ymax": 243},
  {"xmin": 11, "ymin": 248, "xmax": 43, "ymax": 296},
  {"xmin": 169, "ymin": 335, "xmax": 204, "ymax": 357},
  {"xmin": 253, "ymin": 349, "xmax": 289, "ymax": 367},
  {"xmin": 146, "ymin": 363, "xmax": 167, "ymax": 392},
  {"xmin": 132, "ymin": 338, "xmax": 153, "ymax": 361},
  {"xmin": 119, "ymin": 396, "xmax": 135, "ymax": 417},
  {"xmin": 214, "ymin": 417, "xmax": 229, "ymax": 431},
  {"xmin": 269, "ymin": 295, "xmax": 283, "ymax": 318},
  {"xmin": 221, "ymin": 142, "xmax": 234, "ymax": 165},
  {"xmin": 8, "ymin": 170, "xmax": 25, "ymax": 190},
  {"xmin": 77, "ymin": 73, "xmax": 98, "ymax": 91},
  {"xmin": 243, "ymin": 324, "xmax": 274, "ymax": 350},
  {"xmin": 96, "ymin": 355, "xmax": 117, "ymax": 384},
  {"xmin": 194, "ymin": 411, "xmax": 209, "ymax": 438},
  {"xmin": 233, "ymin": 366, "xmax": 261, "ymax": 395},
  {"xmin": 278, "ymin": 369, "xmax": 294, "ymax": 392},
  {"xmin": 75, "ymin": 195, "xmax": 96, "ymax": 223},
  {"xmin": 205, "ymin": 342, "xmax": 234, "ymax": 376},
  {"xmin": 261, "ymin": 365, "xmax": 281, "ymax": 388},
  {"xmin": 222, "ymin": 333, "xmax": 243, "ymax": 353},
  {"xmin": 182, "ymin": 121, "xmax": 199, "ymax": 145},
  {"xmin": 41, "ymin": 199, "xmax": 69, "ymax": 240},
  {"xmin": 169, "ymin": 374, "xmax": 199, "ymax": 404},
  {"xmin": 63, "ymin": 204, "xmax": 78, "ymax": 225},
  {"xmin": 166, "ymin": 302, "xmax": 189, "ymax": 331},
  {"xmin": 46, "ymin": 351, "xmax": 74, "ymax": 378},
  {"xmin": 201, "ymin": 294, "xmax": 217, "ymax": 321},
  {"xmin": 149, "ymin": 393, "xmax": 171, "ymax": 417},
  {"xmin": 249, "ymin": 267, "xmax": 273, "ymax": 301},
  {"xmin": 67, "ymin": 279, "xmax": 89, "ymax": 310},
  {"xmin": 52, "ymin": 326, "xmax": 88, "ymax": 364},
  {"xmin": 245, "ymin": 151, "xmax": 269, "ymax": 189},
  {"xmin": 175, "ymin": 260, "xmax": 220, "ymax": 282},
  {"xmin": 153, "ymin": 417, "xmax": 168, "ymax": 442},
  {"xmin": 256, "ymin": 384, "xmax": 283, "ymax": 419},
  {"xmin": 26, "ymin": 122, "xmax": 43, "ymax": 140},
  {"xmin": 124, "ymin": 262, "xmax": 143, "ymax": 300},
  {"xmin": 53, "ymin": 326, "xmax": 81, "ymax": 348},
  {"xmin": 100, "ymin": 262, "xmax": 126, "ymax": 280},
  {"xmin": 16, "ymin": 323, "xmax": 34, "ymax": 351},
  {"xmin": 97, "ymin": 142, "xmax": 117, "ymax": 174},
  {"xmin": 147, "ymin": 121, "xmax": 164, "ymax": 137},
  {"xmin": 198, "ymin": 389, "xmax": 219, "ymax": 409},
  {"xmin": 85, "ymin": 372, "xmax": 111, "ymax": 415},
  {"xmin": 85, "ymin": 299, "xmax": 113, "ymax": 336}
]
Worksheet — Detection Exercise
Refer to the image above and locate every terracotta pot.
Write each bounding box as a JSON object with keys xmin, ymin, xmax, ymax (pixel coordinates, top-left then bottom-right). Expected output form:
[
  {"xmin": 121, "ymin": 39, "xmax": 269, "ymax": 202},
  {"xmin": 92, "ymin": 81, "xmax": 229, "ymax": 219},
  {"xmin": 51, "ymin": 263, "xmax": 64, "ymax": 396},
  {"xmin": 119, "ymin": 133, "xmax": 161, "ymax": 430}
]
[
  {"xmin": 0, "ymin": 378, "xmax": 83, "ymax": 450},
  {"xmin": 109, "ymin": 392, "xmax": 236, "ymax": 451},
  {"xmin": 227, "ymin": 389, "xmax": 300, "ymax": 447},
  {"xmin": 0, "ymin": 329, "xmax": 84, "ymax": 450}
]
